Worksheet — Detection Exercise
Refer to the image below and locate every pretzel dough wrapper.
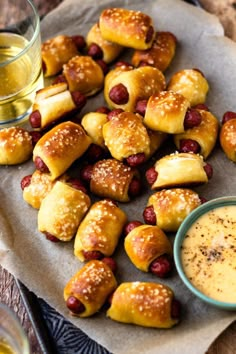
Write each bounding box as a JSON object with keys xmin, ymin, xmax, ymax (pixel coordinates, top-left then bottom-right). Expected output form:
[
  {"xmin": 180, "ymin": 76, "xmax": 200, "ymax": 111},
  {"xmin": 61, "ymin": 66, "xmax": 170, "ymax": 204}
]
[
  {"xmin": 151, "ymin": 152, "xmax": 209, "ymax": 190},
  {"xmin": 32, "ymin": 83, "xmax": 79, "ymax": 130},
  {"xmin": 174, "ymin": 109, "xmax": 219, "ymax": 159},
  {"xmin": 33, "ymin": 121, "xmax": 92, "ymax": 180},
  {"xmin": 143, "ymin": 91, "xmax": 190, "ymax": 134},
  {"xmin": 42, "ymin": 35, "xmax": 78, "ymax": 77},
  {"xmin": 81, "ymin": 112, "xmax": 108, "ymax": 148},
  {"xmin": 99, "ymin": 8, "xmax": 155, "ymax": 50},
  {"xmin": 86, "ymin": 23, "xmax": 123, "ymax": 63},
  {"xmin": 147, "ymin": 188, "xmax": 202, "ymax": 232},
  {"xmin": 107, "ymin": 282, "xmax": 178, "ymax": 328},
  {"xmin": 74, "ymin": 199, "xmax": 127, "ymax": 261},
  {"xmin": 64, "ymin": 260, "xmax": 117, "ymax": 317},
  {"xmin": 38, "ymin": 181, "xmax": 91, "ymax": 241},
  {"xmin": 90, "ymin": 159, "xmax": 140, "ymax": 202},
  {"xmin": 132, "ymin": 31, "xmax": 177, "ymax": 72},
  {"xmin": 23, "ymin": 170, "xmax": 68, "ymax": 209},
  {"xmin": 220, "ymin": 118, "xmax": 236, "ymax": 162},
  {"xmin": 63, "ymin": 56, "xmax": 104, "ymax": 96},
  {"xmin": 103, "ymin": 112, "xmax": 151, "ymax": 161},
  {"xmin": 104, "ymin": 66, "xmax": 166, "ymax": 112},
  {"xmin": 167, "ymin": 69, "xmax": 209, "ymax": 106},
  {"xmin": 124, "ymin": 225, "xmax": 172, "ymax": 272},
  {"xmin": 0, "ymin": 127, "xmax": 33, "ymax": 165}
]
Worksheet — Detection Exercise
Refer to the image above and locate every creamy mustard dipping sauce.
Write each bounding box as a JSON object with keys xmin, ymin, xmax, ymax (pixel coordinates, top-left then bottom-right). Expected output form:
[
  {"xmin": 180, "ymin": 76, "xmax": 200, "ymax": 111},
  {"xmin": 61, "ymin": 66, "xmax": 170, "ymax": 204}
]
[{"xmin": 181, "ymin": 205, "xmax": 236, "ymax": 303}]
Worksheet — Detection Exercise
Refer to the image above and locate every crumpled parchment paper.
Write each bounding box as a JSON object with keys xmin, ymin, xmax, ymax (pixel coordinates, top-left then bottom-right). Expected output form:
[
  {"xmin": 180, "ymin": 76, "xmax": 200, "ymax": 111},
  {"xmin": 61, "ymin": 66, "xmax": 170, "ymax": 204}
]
[{"xmin": 0, "ymin": 0, "xmax": 236, "ymax": 353}]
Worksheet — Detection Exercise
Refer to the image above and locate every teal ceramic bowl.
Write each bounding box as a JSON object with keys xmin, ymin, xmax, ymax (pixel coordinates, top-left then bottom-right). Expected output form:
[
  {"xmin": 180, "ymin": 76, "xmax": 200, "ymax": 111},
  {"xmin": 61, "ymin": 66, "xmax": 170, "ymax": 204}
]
[{"xmin": 174, "ymin": 196, "xmax": 236, "ymax": 311}]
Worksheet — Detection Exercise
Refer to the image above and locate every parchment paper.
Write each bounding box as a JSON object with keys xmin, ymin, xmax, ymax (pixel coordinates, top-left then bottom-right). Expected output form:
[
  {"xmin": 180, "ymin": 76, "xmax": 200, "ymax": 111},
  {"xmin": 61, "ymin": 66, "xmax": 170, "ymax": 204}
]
[{"xmin": 1, "ymin": 0, "xmax": 236, "ymax": 353}]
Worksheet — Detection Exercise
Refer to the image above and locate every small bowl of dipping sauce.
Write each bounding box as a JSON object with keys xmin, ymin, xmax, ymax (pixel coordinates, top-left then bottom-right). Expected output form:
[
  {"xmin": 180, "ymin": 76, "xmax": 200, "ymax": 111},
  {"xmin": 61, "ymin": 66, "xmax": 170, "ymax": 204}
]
[{"xmin": 174, "ymin": 196, "xmax": 236, "ymax": 310}]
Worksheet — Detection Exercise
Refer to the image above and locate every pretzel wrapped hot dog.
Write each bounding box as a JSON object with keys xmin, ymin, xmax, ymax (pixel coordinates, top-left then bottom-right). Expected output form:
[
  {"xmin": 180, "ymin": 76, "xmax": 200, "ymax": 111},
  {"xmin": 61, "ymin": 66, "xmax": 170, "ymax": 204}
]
[
  {"xmin": 29, "ymin": 83, "xmax": 86, "ymax": 130},
  {"xmin": 167, "ymin": 68, "xmax": 209, "ymax": 106},
  {"xmin": 0, "ymin": 127, "xmax": 33, "ymax": 165},
  {"xmin": 81, "ymin": 158, "xmax": 141, "ymax": 202},
  {"xmin": 143, "ymin": 188, "xmax": 202, "ymax": 232},
  {"xmin": 124, "ymin": 224, "xmax": 173, "ymax": 277},
  {"xmin": 81, "ymin": 111, "xmax": 108, "ymax": 149},
  {"xmin": 62, "ymin": 56, "xmax": 104, "ymax": 96},
  {"xmin": 41, "ymin": 35, "xmax": 79, "ymax": 77},
  {"xmin": 103, "ymin": 111, "xmax": 151, "ymax": 165},
  {"xmin": 64, "ymin": 260, "xmax": 117, "ymax": 317},
  {"xmin": 146, "ymin": 152, "xmax": 213, "ymax": 190},
  {"xmin": 99, "ymin": 8, "xmax": 155, "ymax": 50},
  {"xmin": 104, "ymin": 65, "xmax": 165, "ymax": 112},
  {"xmin": 86, "ymin": 23, "xmax": 123, "ymax": 63},
  {"xmin": 38, "ymin": 181, "xmax": 91, "ymax": 242},
  {"xmin": 74, "ymin": 199, "xmax": 127, "ymax": 261},
  {"xmin": 174, "ymin": 109, "xmax": 219, "ymax": 158},
  {"xmin": 132, "ymin": 31, "xmax": 177, "ymax": 72},
  {"xmin": 33, "ymin": 121, "xmax": 92, "ymax": 180},
  {"xmin": 220, "ymin": 112, "xmax": 236, "ymax": 162},
  {"xmin": 107, "ymin": 282, "xmax": 181, "ymax": 328}
]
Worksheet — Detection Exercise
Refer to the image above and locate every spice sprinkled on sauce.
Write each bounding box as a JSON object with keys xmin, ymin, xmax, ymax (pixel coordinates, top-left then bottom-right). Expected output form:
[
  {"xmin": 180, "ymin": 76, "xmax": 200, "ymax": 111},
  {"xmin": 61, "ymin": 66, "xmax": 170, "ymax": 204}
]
[{"xmin": 181, "ymin": 205, "xmax": 236, "ymax": 303}]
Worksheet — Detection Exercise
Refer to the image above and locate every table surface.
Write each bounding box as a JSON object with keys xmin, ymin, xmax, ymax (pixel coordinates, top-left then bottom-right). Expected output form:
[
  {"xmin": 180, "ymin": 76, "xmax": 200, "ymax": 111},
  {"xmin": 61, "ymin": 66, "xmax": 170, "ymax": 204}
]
[{"xmin": 0, "ymin": 0, "xmax": 236, "ymax": 353}]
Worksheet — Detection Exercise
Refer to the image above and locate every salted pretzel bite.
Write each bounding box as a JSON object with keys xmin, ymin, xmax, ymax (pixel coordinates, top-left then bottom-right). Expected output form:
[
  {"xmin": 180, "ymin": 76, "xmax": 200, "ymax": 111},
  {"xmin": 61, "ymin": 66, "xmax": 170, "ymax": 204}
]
[
  {"xmin": 0, "ymin": 127, "xmax": 33, "ymax": 165},
  {"xmin": 104, "ymin": 65, "xmax": 165, "ymax": 112},
  {"xmin": 143, "ymin": 188, "xmax": 202, "ymax": 232},
  {"xmin": 38, "ymin": 181, "xmax": 91, "ymax": 242},
  {"xmin": 174, "ymin": 109, "xmax": 219, "ymax": 158},
  {"xmin": 74, "ymin": 199, "xmax": 127, "ymax": 261},
  {"xmin": 167, "ymin": 68, "xmax": 209, "ymax": 106},
  {"xmin": 103, "ymin": 111, "xmax": 151, "ymax": 165},
  {"xmin": 29, "ymin": 83, "xmax": 86, "ymax": 130},
  {"xmin": 64, "ymin": 259, "xmax": 117, "ymax": 317},
  {"xmin": 132, "ymin": 31, "xmax": 177, "ymax": 71},
  {"xmin": 220, "ymin": 113, "xmax": 236, "ymax": 162},
  {"xmin": 143, "ymin": 91, "xmax": 193, "ymax": 134},
  {"xmin": 62, "ymin": 56, "xmax": 104, "ymax": 96},
  {"xmin": 99, "ymin": 8, "xmax": 155, "ymax": 50},
  {"xmin": 86, "ymin": 23, "xmax": 123, "ymax": 63},
  {"xmin": 124, "ymin": 224, "xmax": 173, "ymax": 277},
  {"xmin": 81, "ymin": 158, "xmax": 141, "ymax": 202},
  {"xmin": 107, "ymin": 282, "xmax": 181, "ymax": 328},
  {"xmin": 33, "ymin": 121, "xmax": 92, "ymax": 180},
  {"xmin": 41, "ymin": 35, "xmax": 79, "ymax": 77},
  {"xmin": 81, "ymin": 111, "xmax": 108, "ymax": 149},
  {"xmin": 146, "ymin": 152, "xmax": 213, "ymax": 190}
]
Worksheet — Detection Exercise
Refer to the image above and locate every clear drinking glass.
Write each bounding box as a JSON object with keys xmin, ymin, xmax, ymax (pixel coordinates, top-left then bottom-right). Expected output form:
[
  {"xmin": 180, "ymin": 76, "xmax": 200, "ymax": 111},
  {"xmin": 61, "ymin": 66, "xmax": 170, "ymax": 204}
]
[
  {"xmin": 0, "ymin": 303, "xmax": 30, "ymax": 354},
  {"xmin": 0, "ymin": 0, "xmax": 44, "ymax": 127}
]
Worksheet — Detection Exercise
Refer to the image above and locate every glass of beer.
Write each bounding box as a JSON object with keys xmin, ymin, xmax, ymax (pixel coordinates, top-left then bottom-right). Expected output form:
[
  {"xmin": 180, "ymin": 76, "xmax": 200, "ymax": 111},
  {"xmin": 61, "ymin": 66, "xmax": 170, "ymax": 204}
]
[
  {"xmin": 0, "ymin": 0, "xmax": 44, "ymax": 127},
  {"xmin": 0, "ymin": 303, "xmax": 30, "ymax": 354}
]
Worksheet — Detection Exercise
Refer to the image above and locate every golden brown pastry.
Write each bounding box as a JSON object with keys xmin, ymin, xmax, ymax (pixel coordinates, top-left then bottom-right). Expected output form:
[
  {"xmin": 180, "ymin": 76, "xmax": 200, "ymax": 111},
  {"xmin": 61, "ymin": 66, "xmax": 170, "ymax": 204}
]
[
  {"xmin": 124, "ymin": 224, "xmax": 172, "ymax": 276},
  {"xmin": 64, "ymin": 260, "xmax": 117, "ymax": 317},
  {"xmin": 62, "ymin": 55, "xmax": 104, "ymax": 96},
  {"xmin": 74, "ymin": 199, "xmax": 127, "ymax": 261},
  {"xmin": 102, "ymin": 111, "xmax": 151, "ymax": 165},
  {"xmin": 107, "ymin": 282, "xmax": 181, "ymax": 328},
  {"xmin": 81, "ymin": 111, "xmax": 108, "ymax": 149},
  {"xmin": 144, "ymin": 188, "xmax": 202, "ymax": 232},
  {"xmin": 0, "ymin": 127, "xmax": 33, "ymax": 165},
  {"xmin": 220, "ymin": 116, "xmax": 236, "ymax": 162},
  {"xmin": 42, "ymin": 35, "xmax": 79, "ymax": 77},
  {"xmin": 132, "ymin": 31, "xmax": 177, "ymax": 72},
  {"xmin": 29, "ymin": 83, "xmax": 86, "ymax": 130},
  {"xmin": 145, "ymin": 152, "xmax": 213, "ymax": 190},
  {"xmin": 86, "ymin": 23, "xmax": 123, "ymax": 63},
  {"xmin": 143, "ymin": 91, "xmax": 190, "ymax": 134},
  {"xmin": 81, "ymin": 158, "xmax": 141, "ymax": 202},
  {"xmin": 167, "ymin": 68, "xmax": 209, "ymax": 106},
  {"xmin": 174, "ymin": 109, "xmax": 219, "ymax": 159},
  {"xmin": 104, "ymin": 65, "xmax": 166, "ymax": 112},
  {"xmin": 147, "ymin": 129, "xmax": 168, "ymax": 159},
  {"xmin": 33, "ymin": 121, "xmax": 92, "ymax": 180},
  {"xmin": 38, "ymin": 181, "xmax": 91, "ymax": 241},
  {"xmin": 22, "ymin": 170, "xmax": 68, "ymax": 209},
  {"xmin": 99, "ymin": 8, "xmax": 155, "ymax": 50}
]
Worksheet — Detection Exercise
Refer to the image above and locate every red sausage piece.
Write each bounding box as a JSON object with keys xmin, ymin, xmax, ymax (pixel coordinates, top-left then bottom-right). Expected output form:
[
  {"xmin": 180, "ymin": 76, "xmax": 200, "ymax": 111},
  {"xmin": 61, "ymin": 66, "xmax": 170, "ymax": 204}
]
[
  {"xmin": 128, "ymin": 177, "xmax": 142, "ymax": 198},
  {"xmin": 184, "ymin": 109, "xmax": 202, "ymax": 130},
  {"xmin": 179, "ymin": 139, "xmax": 201, "ymax": 154},
  {"xmin": 87, "ymin": 43, "xmax": 103, "ymax": 60},
  {"xmin": 34, "ymin": 156, "xmax": 50, "ymax": 173},
  {"xmin": 125, "ymin": 152, "xmax": 146, "ymax": 167},
  {"xmin": 29, "ymin": 110, "xmax": 41, "ymax": 128},
  {"xmin": 109, "ymin": 84, "xmax": 129, "ymax": 105},
  {"xmin": 124, "ymin": 221, "xmax": 143, "ymax": 236},
  {"xmin": 145, "ymin": 167, "xmax": 158, "ymax": 185},
  {"xmin": 149, "ymin": 254, "xmax": 173, "ymax": 278},
  {"xmin": 20, "ymin": 175, "xmax": 32, "ymax": 190},
  {"xmin": 66, "ymin": 296, "xmax": 85, "ymax": 315},
  {"xmin": 143, "ymin": 205, "xmax": 156, "ymax": 225}
]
